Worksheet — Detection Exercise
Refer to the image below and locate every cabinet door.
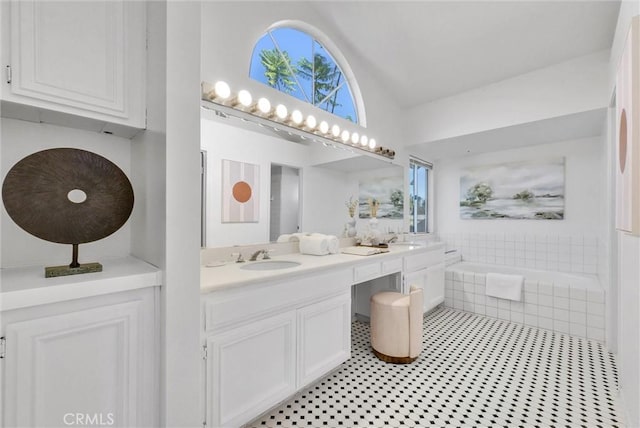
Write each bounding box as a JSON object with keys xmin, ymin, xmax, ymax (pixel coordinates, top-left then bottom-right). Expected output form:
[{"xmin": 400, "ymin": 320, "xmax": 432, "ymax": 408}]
[
  {"xmin": 425, "ymin": 263, "xmax": 445, "ymax": 312},
  {"xmin": 2, "ymin": 297, "xmax": 154, "ymax": 427},
  {"xmin": 206, "ymin": 311, "xmax": 296, "ymax": 428},
  {"xmin": 4, "ymin": 0, "xmax": 145, "ymax": 127},
  {"xmin": 297, "ymin": 293, "xmax": 351, "ymax": 388}
]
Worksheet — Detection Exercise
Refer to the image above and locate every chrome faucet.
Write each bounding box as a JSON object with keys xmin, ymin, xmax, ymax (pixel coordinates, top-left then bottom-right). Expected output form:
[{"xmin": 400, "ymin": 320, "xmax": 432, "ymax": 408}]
[{"xmin": 249, "ymin": 249, "xmax": 271, "ymax": 261}]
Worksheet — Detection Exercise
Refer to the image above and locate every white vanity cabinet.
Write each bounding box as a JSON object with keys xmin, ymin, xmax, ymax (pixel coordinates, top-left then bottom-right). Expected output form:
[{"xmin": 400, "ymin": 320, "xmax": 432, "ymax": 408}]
[
  {"xmin": 297, "ymin": 293, "xmax": 351, "ymax": 388},
  {"xmin": 205, "ymin": 310, "xmax": 297, "ymax": 428},
  {"xmin": 202, "ymin": 269, "xmax": 352, "ymax": 428},
  {"xmin": 424, "ymin": 263, "xmax": 446, "ymax": 311},
  {"xmin": 1, "ymin": 0, "xmax": 146, "ymax": 133},
  {"xmin": 1, "ymin": 287, "xmax": 159, "ymax": 428},
  {"xmin": 403, "ymin": 247, "xmax": 445, "ymax": 313}
]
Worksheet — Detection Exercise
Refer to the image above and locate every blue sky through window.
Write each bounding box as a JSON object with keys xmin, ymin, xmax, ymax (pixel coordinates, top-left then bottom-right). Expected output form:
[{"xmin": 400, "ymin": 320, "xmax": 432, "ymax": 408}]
[{"xmin": 249, "ymin": 27, "xmax": 358, "ymax": 123}]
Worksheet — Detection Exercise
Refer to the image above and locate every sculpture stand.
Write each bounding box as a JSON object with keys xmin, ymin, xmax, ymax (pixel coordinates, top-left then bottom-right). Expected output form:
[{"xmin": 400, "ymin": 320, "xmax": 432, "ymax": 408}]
[{"xmin": 44, "ymin": 244, "xmax": 102, "ymax": 278}]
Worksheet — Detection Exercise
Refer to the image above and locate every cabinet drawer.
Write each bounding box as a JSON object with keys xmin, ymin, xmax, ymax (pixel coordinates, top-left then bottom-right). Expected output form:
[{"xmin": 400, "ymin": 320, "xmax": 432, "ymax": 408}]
[
  {"xmin": 404, "ymin": 252, "xmax": 428, "ymax": 272},
  {"xmin": 382, "ymin": 258, "xmax": 403, "ymax": 274},
  {"xmin": 353, "ymin": 262, "xmax": 382, "ymax": 283},
  {"xmin": 404, "ymin": 249, "xmax": 445, "ymax": 272},
  {"xmin": 203, "ymin": 269, "xmax": 352, "ymax": 333},
  {"xmin": 426, "ymin": 249, "xmax": 445, "ymax": 266}
]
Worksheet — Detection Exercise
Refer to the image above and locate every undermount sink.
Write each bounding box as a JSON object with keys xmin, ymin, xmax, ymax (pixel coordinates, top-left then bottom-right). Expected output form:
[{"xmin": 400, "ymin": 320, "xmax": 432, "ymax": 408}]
[{"xmin": 240, "ymin": 260, "xmax": 301, "ymax": 271}]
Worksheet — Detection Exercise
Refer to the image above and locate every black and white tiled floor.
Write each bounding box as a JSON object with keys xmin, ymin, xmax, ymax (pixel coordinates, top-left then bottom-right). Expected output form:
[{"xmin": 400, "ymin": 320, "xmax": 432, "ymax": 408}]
[{"xmin": 249, "ymin": 307, "xmax": 623, "ymax": 428}]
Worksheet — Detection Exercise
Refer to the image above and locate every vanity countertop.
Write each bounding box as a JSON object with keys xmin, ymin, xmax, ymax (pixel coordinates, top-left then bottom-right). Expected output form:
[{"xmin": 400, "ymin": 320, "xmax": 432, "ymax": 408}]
[{"xmin": 201, "ymin": 241, "xmax": 444, "ymax": 294}]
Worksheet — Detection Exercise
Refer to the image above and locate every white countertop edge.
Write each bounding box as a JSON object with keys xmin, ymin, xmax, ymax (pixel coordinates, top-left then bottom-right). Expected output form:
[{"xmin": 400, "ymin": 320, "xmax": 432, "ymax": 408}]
[
  {"xmin": 201, "ymin": 242, "xmax": 444, "ymax": 294},
  {"xmin": 1, "ymin": 256, "xmax": 162, "ymax": 311}
]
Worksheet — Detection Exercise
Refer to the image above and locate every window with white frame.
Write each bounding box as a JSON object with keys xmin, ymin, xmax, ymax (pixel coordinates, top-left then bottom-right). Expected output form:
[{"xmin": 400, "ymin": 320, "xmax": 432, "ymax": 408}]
[
  {"xmin": 409, "ymin": 158, "xmax": 431, "ymax": 233},
  {"xmin": 249, "ymin": 26, "xmax": 359, "ymax": 124}
]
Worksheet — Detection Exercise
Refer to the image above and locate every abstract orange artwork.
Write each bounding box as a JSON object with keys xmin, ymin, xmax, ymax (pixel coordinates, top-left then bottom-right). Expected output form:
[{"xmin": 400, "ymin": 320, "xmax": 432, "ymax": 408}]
[
  {"xmin": 615, "ymin": 17, "xmax": 640, "ymax": 235},
  {"xmin": 222, "ymin": 159, "xmax": 259, "ymax": 223}
]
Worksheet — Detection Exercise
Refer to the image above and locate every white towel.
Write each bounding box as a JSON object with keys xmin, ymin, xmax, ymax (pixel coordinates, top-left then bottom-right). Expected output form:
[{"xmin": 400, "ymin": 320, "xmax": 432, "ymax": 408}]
[
  {"xmin": 299, "ymin": 235, "xmax": 330, "ymax": 255},
  {"xmin": 290, "ymin": 232, "xmax": 309, "ymax": 242},
  {"xmin": 327, "ymin": 235, "xmax": 339, "ymax": 254},
  {"xmin": 486, "ymin": 273, "xmax": 523, "ymax": 301},
  {"xmin": 276, "ymin": 234, "xmax": 293, "ymax": 243}
]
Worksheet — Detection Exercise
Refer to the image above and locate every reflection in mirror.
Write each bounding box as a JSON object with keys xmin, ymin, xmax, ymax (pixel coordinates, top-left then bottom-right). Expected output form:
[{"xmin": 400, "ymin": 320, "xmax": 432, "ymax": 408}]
[
  {"xmin": 270, "ymin": 164, "xmax": 300, "ymax": 241},
  {"xmin": 200, "ymin": 110, "xmax": 405, "ymax": 248}
]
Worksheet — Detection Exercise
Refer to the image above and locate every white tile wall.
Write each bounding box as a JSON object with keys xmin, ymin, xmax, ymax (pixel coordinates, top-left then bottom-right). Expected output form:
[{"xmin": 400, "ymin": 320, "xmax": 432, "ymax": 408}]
[
  {"xmin": 439, "ymin": 233, "xmax": 600, "ymax": 275},
  {"xmin": 444, "ymin": 268, "xmax": 606, "ymax": 342}
]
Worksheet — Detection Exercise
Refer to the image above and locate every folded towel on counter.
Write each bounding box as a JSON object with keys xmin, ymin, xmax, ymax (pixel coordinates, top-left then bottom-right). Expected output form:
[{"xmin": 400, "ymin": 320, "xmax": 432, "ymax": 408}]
[
  {"xmin": 299, "ymin": 235, "xmax": 330, "ymax": 255},
  {"xmin": 276, "ymin": 234, "xmax": 293, "ymax": 243},
  {"xmin": 341, "ymin": 246, "xmax": 389, "ymax": 256},
  {"xmin": 277, "ymin": 233, "xmax": 309, "ymax": 243},
  {"xmin": 290, "ymin": 232, "xmax": 309, "ymax": 242},
  {"xmin": 486, "ymin": 272, "xmax": 523, "ymax": 301},
  {"xmin": 327, "ymin": 235, "xmax": 339, "ymax": 254}
]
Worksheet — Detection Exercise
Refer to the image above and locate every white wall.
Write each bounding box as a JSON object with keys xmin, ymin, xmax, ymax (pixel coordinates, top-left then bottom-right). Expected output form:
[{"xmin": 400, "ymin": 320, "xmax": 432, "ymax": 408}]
[
  {"xmin": 1, "ymin": 118, "xmax": 133, "ymax": 268},
  {"xmin": 618, "ymin": 233, "xmax": 640, "ymax": 426},
  {"xmin": 162, "ymin": 2, "xmax": 202, "ymax": 427},
  {"xmin": 435, "ymin": 137, "xmax": 604, "ymax": 237},
  {"xmin": 131, "ymin": 1, "xmax": 167, "ymax": 270},
  {"xmin": 607, "ymin": 1, "xmax": 640, "ymax": 97},
  {"xmin": 608, "ymin": 7, "xmax": 640, "ymax": 427},
  {"xmin": 405, "ymin": 51, "xmax": 610, "ymax": 145},
  {"xmin": 301, "ymin": 166, "xmax": 352, "ymax": 237}
]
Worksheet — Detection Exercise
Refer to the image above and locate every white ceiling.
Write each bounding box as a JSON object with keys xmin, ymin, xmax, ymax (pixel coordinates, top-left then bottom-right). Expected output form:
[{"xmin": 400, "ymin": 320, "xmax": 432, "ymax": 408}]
[
  {"xmin": 408, "ymin": 108, "xmax": 607, "ymax": 160},
  {"xmin": 311, "ymin": 1, "xmax": 620, "ymax": 108}
]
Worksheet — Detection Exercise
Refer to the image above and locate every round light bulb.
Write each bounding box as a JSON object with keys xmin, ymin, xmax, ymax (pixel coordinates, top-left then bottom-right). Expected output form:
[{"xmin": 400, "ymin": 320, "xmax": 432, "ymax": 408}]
[
  {"xmin": 351, "ymin": 132, "xmax": 360, "ymax": 145},
  {"xmin": 341, "ymin": 130, "xmax": 350, "ymax": 142},
  {"xmin": 331, "ymin": 124, "xmax": 341, "ymax": 138},
  {"xmin": 305, "ymin": 115, "xmax": 317, "ymax": 129},
  {"xmin": 291, "ymin": 110, "xmax": 303, "ymax": 125},
  {"xmin": 237, "ymin": 89, "xmax": 252, "ymax": 107},
  {"xmin": 368, "ymin": 138, "xmax": 377, "ymax": 149},
  {"xmin": 360, "ymin": 135, "xmax": 368, "ymax": 146},
  {"xmin": 257, "ymin": 97, "xmax": 271, "ymax": 114},
  {"xmin": 275, "ymin": 104, "xmax": 288, "ymax": 120},
  {"xmin": 319, "ymin": 121, "xmax": 329, "ymax": 134},
  {"xmin": 214, "ymin": 81, "xmax": 231, "ymax": 100}
]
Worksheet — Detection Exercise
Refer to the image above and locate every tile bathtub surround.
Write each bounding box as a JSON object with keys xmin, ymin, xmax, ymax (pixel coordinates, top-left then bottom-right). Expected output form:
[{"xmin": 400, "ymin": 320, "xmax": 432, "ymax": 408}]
[
  {"xmin": 445, "ymin": 269, "xmax": 606, "ymax": 341},
  {"xmin": 250, "ymin": 308, "xmax": 622, "ymax": 427},
  {"xmin": 438, "ymin": 233, "xmax": 599, "ymax": 275}
]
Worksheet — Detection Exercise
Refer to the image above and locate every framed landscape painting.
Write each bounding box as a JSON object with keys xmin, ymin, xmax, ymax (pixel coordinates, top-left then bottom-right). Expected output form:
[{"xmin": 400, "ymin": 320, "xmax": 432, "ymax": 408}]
[
  {"xmin": 358, "ymin": 176, "xmax": 404, "ymax": 219},
  {"xmin": 460, "ymin": 158, "xmax": 565, "ymax": 220}
]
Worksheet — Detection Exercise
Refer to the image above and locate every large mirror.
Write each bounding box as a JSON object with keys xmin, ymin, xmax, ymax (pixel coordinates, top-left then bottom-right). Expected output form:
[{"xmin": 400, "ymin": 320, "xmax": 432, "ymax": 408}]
[{"xmin": 201, "ymin": 109, "xmax": 406, "ymax": 247}]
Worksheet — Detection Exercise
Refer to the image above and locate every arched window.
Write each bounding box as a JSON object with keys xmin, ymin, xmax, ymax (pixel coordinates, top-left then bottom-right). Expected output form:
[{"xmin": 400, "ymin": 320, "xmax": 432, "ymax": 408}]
[{"xmin": 249, "ymin": 24, "xmax": 361, "ymax": 124}]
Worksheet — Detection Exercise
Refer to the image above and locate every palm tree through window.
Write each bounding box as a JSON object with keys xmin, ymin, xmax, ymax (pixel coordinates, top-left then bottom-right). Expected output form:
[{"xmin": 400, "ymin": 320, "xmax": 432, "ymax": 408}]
[{"xmin": 249, "ymin": 27, "xmax": 359, "ymax": 124}]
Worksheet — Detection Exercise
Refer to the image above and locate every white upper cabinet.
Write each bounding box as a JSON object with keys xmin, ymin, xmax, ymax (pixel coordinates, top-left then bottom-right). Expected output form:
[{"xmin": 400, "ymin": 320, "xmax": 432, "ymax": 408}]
[{"xmin": 1, "ymin": 0, "xmax": 146, "ymax": 130}]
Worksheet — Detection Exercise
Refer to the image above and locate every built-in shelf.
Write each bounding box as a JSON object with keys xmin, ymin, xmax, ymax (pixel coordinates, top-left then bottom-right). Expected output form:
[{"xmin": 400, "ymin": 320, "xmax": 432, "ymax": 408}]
[{"xmin": 1, "ymin": 256, "xmax": 161, "ymax": 311}]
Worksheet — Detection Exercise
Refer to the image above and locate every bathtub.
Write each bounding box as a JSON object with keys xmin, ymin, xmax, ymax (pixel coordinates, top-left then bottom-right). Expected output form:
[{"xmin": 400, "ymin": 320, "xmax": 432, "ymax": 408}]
[{"xmin": 444, "ymin": 261, "xmax": 605, "ymax": 341}]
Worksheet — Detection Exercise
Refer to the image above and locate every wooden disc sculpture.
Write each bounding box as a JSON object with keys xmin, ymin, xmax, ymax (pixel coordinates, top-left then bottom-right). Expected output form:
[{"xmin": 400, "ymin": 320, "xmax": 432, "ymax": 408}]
[{"xmin": 2, "ymin": 148, "xmax": 134, "ymax": 277}]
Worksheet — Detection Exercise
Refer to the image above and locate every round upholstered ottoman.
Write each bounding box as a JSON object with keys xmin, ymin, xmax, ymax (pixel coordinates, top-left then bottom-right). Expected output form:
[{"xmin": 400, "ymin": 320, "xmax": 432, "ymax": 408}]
[{"xmin": 370, "ymin": 286, "xmax": 423, "ymax": 363}]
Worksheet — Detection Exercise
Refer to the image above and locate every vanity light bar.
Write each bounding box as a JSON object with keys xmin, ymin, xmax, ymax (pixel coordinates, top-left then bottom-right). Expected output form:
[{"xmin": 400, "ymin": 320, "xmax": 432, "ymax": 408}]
[{"xmin": 201, "ymin": 81, "xmax": 395, "ymax": 160}]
